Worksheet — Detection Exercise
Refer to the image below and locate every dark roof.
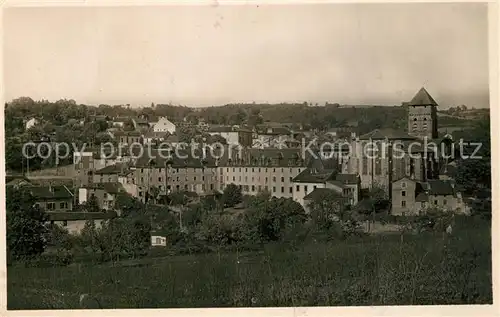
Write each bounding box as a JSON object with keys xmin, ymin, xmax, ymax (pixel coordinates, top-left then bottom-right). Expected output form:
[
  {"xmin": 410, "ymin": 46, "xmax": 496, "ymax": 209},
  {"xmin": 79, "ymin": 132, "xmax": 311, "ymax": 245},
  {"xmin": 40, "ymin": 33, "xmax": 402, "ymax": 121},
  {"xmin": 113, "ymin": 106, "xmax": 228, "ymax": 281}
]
[
  {"xmin": 426, "ymin": 180, "xmax": 455, "ymax": 196},
  {"xmin": 47, "ymin": 211, "xmax": 117, "ymax": 221},
  {"xmin": 256, "ymin": 126, "xmax": 291, "ymax": 135},
  {"xmin": 113, "ymin": 116, "xmax": 130, "ymax": 122},
  {"xmin": 27, "ymin": 185, "xmax": 73, "ymax": 200},
  {"xmin": 83, "ymin": 182, "xmax": 124, "ymax": 194},
  {"xmin": 303, "ymin": 188, "xmax": 344, "ymax": 201},
  {"xmin": 408, "ymin": 87, "xmax": 438, "ymax": 106},
  {"xmin": 134, "ymin": 118, "xmax": 149, "ymax": 125},
  {"xmin": 134, "ymin": 147, "xmax": 218, "ymax": 168},
  {"xmin": 114, "ymin": 130, "xmax": 142, "ymax": 137},
  {"xmin": 293, "ymin": 165, "xmax": 337, "ymax": 183},
  {"xmin": 335, "ymin": 173, "xmax": 359, "ymax": 185},
  {"xmin": 415, "ymin": 192, "xmax": 429, "ymax": 202},
  {"xmin": 95, "ymin": 163, "xmax": 128, "ymax": 175},
  {"xmin": 360, "ymin": 129, "xmax": 416, "ymax": 140}
]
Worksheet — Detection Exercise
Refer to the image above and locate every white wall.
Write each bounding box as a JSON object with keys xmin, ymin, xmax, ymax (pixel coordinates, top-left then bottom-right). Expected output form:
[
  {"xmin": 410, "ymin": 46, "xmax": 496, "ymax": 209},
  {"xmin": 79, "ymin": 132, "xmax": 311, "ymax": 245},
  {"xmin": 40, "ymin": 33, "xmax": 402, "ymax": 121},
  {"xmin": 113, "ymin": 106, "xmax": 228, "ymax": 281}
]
[{"xmin": 292, "ymin": 182, "xmax": 326, "ymax": 207}]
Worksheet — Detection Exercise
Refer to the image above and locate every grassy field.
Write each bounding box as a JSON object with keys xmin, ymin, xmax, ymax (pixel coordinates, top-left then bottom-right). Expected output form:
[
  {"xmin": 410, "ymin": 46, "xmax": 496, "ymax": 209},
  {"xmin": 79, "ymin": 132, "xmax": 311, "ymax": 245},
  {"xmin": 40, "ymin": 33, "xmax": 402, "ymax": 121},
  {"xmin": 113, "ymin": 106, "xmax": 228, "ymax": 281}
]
[{"xmin": 8, "ymin": 218, "xmax": 491, "ymax": 309}]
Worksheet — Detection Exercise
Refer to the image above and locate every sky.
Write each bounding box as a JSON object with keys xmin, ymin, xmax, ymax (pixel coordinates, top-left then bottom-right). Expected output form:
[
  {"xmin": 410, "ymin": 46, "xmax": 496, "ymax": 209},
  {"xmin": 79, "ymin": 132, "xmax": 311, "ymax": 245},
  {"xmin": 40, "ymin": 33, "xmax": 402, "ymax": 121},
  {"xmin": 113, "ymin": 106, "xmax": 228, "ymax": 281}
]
[{"xmin": 2, "ymin": 3, "xmax": 490, "ymax": 108}]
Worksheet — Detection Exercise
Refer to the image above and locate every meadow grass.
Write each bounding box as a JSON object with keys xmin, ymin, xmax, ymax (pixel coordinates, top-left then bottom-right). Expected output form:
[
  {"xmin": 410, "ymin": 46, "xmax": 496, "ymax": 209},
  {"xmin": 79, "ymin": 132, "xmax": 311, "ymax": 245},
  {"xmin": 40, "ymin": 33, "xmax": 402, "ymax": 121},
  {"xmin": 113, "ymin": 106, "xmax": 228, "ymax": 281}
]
[{"xmin": 7, "ymin": 218, "xmax": 491, "ymax": 309}]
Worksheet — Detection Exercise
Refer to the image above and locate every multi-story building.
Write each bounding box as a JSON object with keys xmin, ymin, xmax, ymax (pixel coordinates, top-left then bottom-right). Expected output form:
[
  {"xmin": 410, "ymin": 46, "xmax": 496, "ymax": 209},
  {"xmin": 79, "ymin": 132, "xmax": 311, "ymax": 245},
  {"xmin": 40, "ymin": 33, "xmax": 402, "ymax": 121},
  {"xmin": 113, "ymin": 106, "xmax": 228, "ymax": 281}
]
[
  {"xmin": 391, "ymin": 177, "xmax": 467, "ymax": 216},
  {"xmin": 208, "ymin": 125, "xmax": 253, "ymax": 147},
  {"xmin": 219, "ymin": 148, "xmax": 308, "ymax": 198},
  {"xmin": 78, "ymin": 182, "xmax": 124, "ymax": 211},
  {"xmin": 28, "ymin": 185, "xmax": 74, "ymax": 212}
]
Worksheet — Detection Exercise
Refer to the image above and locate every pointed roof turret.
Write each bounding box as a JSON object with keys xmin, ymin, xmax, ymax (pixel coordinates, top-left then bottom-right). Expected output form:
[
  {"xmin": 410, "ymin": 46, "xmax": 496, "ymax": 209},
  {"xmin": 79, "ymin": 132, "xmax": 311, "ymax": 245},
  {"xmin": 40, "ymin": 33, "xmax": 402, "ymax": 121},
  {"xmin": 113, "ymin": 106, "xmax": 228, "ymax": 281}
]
[{"xmin": 408, "ymin": 87, "xmax": 438, "ymax": 106}]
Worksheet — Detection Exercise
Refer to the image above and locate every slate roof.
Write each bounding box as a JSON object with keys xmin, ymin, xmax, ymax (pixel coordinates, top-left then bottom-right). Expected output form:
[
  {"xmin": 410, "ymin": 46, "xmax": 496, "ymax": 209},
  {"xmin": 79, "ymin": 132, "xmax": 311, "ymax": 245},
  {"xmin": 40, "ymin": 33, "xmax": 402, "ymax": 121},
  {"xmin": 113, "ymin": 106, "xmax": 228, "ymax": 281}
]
[
  {"xmin": 114, "ymin": 130, "xmax": 142, "ymax": 137},
  {"xmin": 134, "ymin": 147, "xmax": 218, "ymax": 168},
  {"xmin": 360, "ymin": 129, "xmax": 416, "ymax": 140},
  {"xmin": 292, "ymin": 161, "xmax": 337, "ymax": 183},
  {"xmin": 408, "ymin": 87, "xmax": 439, "ymax": 106},
  {"xmin": 335, "ymin": 173, "xmax": 359, "ymax": 185},
  {"xmin": 256, "ymin": 126, "xmax": 292, "ymax": 135},
  {"xmin": 303, "ymin": 188, "xmax": 345, "ymax": 201},
  {"xmin": 27, "ymin": 185, "xmax": 73, "ymax": 200},
  {"xmin": 426, "ymin": 180, "xmax": 455, "ymax": 196},
  {"xmin": 415, "ymin": 192, "xmax": 429, "ymax": 202},
  {"xmin": 84, "ymin": 182, "xmax": 124, "ymax": 194},
  {"xmin": 95, "ymin": 163, "xmax": 128, "ymax": 175}
]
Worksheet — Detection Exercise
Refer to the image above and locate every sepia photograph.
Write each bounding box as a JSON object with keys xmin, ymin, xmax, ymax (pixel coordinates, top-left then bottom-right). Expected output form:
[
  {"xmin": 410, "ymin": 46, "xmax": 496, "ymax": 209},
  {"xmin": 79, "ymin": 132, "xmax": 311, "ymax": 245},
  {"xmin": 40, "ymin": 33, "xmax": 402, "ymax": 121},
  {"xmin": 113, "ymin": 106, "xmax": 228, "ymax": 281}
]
[{"xmin": 1, "ymin": 1, "xmax": 495, "ymax": 311}]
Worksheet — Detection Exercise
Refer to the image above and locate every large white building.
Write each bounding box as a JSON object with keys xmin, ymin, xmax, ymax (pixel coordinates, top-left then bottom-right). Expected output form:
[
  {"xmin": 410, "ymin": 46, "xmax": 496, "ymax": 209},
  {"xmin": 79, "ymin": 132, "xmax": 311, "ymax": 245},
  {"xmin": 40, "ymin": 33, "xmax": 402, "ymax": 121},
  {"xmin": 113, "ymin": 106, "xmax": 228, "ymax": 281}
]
[{"xmin": 153, "ymin": 117, "xmax": 176, "ymax": 134}]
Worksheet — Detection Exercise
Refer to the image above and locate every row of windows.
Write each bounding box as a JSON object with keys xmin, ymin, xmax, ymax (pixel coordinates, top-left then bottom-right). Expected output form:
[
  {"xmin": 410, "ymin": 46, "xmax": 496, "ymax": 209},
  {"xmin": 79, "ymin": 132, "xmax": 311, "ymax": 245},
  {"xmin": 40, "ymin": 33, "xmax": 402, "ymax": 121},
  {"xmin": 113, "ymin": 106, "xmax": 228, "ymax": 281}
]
[
  {"xmin": 226, "ymin": 176, "xmax": 292, "ymax": 183},
  {"xmin": 401, "ymin": 199, "xmax": 447, "ymax": 207},
  {"xmin": 225, "ymin": 167, "xmax": 301, "ymax": 173},
  {"xmin": 139, "ymin": 168, "xmax": 213, "ymax": 174},
  {"xmin": 45, "ymin": 202, "xmax": 69, "ymax": 210}
]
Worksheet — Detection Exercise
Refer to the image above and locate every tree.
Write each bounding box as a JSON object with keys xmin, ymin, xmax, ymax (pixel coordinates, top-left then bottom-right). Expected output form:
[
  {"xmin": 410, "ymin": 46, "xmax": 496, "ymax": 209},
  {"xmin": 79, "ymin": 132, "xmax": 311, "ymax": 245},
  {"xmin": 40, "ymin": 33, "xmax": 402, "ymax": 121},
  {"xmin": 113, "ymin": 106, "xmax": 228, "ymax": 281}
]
[
  {"xmin": 222, "ymin": 184, "xmax": 243, "ymax": 208},
  {"xmin": 84, "ymin": 194, "xmax": 101, "ymax": 213},
  {"xmin": 6, "ymin": 187, "xmax": 49, "ymax": 261}
]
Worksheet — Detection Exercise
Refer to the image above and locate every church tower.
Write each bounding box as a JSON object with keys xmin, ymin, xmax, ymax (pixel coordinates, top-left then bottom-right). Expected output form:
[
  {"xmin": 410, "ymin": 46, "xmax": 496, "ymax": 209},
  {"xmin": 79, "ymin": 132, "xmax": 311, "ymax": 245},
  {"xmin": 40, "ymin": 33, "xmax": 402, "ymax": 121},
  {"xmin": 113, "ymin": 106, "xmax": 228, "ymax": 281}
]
[{"xmin": 407, "ymin": 87, "xmax": 438, "ymax": 139}]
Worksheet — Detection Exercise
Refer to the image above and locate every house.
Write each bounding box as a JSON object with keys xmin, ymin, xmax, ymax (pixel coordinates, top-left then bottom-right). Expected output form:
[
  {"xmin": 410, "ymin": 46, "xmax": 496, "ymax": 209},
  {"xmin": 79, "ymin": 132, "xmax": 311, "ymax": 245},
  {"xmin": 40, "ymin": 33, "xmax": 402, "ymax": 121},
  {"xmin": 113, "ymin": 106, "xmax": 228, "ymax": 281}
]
[
  {"xmin": 112, "ymin": 116, "xmax": 130, "ymax": 127},
  {"xmin": 208, "ymin": 125, "xmax": 252, "ymax": 146},
  {"xmin": 303, "ymin": 188, "xmax": 348, "ymax": 214},
  {"xmin": 326, "ymin": 173, "xmax": 361, "ymax": 206},
  {"xmin": 153, "ymin": 117, "xmax": 176, "ymax": 134},
  {"xmin": 27, "ymin": 185, "xmax": 74, "ymax": 212},
  {"xmin": 151, "ymin": 231, "xmax": 168, "ymax": 247},
  {"xmin": 114, "ymin": 131, "xmax": 143, "ymax": 146},
  {"xmin": 25, "ymin": 118, "xmax": 39, "ymax": 130},
  {"xmin": 93, "ymin": 163, "xmax": 129, "ymax": 183},
  {"xmin": 391, "ymin": 177, "xmax": 468, "ymax": 216},
  {"xmin": 291, "ymin": 158, "xmax": 338, "ymax": 207},
  {"xmin": 47, "ymin": 211, "xmax": 117, "ymax": 234},
  {"xmin": 143, "ymin": 129, "xmax": 169, "ymax": 145},
  {"xmin": 78, "ymin": 182, "xmax": 124, "ymax": 211},
  {"xmin": 133, "ymin": 118, "xmax": 151, "ymax": 131},
  {"xmin": 254, "ymin": 126, "xmax": 292, "ymax": 148}
]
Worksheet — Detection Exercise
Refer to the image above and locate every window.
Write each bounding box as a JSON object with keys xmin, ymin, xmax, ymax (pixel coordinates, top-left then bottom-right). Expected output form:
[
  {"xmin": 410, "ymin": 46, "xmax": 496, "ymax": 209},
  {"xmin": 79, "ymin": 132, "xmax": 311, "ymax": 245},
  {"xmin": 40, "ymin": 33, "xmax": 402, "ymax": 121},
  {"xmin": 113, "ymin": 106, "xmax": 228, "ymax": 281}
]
[
  {"xmin": 304, "ymin": 185, "xmax": 308, "ymax": 193},
  {"xmin": 414, "ymin": 118, "xmax": 417, "ymax": 121},
  {"xmin": 273, "ymin": 168, "xmax": 276, "ymax": 172},
  {"xmin": 159, "ymin": 177, "xmax": 162, "ymax": 182},
  {"xmin": 141, "ymin": 177, "xmax": 144, "ymax": 182},
  {"xmin": 252, "ymin": 177, "xmax": 254, "ymax": 182},
  {"xmin": 258, "ymin": 185, "xmax": 262, "ymax": 191},
  {"xmin": 210, "ymin": 184, "xmax": 214, "ymax": 190},
  {"xmin": 273, "ymin": 187, "xmax": 276, "ymax": 192},
  {"xmin": 245, "ymin": 176, "xmax": 248, "ymax": 182},
  {"xmin": 265, "ymin": 168, "xmax": 268, "ymax": 172},
  {"xmin": 401, "ymin": 182, "xmax": 406, "ymax": 188},
  {"xmin": 402, "ymin": 201, "xmax": 406, "ymax": 207},
  {"xmin": 296, "ymin": 185, "xmax": 300, "ymax": 192},
  {"xmin": 402, "ymin": 191, "xmax": 406, "ymax": 197},
  {"xmin": 434, "ymin": 200, "xmax": 438, "ymax": 205},
  {"xmin": 202, "ymin": 184, "xmax": 206, "ymax": 191},
  {"xmin": 184, "ymin": 185, "xmax": 188, "ymax": 190},
  {"xmin": 60, "ymin": 202, "xmax": 68, "ymax": 209},
  {"xmin": 289, "ymin": 187, "xmax": 293, "ymax": 194},
  {"xmin": 62, "ymin": 220, "xmax": 68, "ymax": 227},
  {"xmin": 139, "ymin": 192, "xmax": 143, "ymax": 197},
  {"xmin": 156, "ymin": 237, "xmax": 162, "ymax": 245},
  {"xmin": 233, "ymin": 168, "xmax": 235, "ymax": 172},
  {"xmin": 362, "ymin": 157, "xmax": 368, "ymax": 175},
  {"xmin": 265, "ymin": 186, "xmax": 268, "ymax": 191},
  {"xmin": 202, "ymin": 176, "xmax": 205, "ymax": 181},
  {"xmin": 233, "ymin": 176, "xmax": 235, "ymax": 181},
  {"xmin": 265, "ymin": 177, "xmax": 268, "ymax": 183},
  {"xmin": 47, "ymin": 202, "xmax": 55, "ymax": 210},
  {"xmin": 194, "ymin": 176, "xmax": 197, "ymax": 181},
  {"xmin": 176, "ymin": 168, "xmax": 179, "ymax": 173},
  {"xmin": 281, "ymin": 187, "xmax": 284, "ymax": 193},
  {"xmin": 252, "ymin": 168, "xmax": 254, "ymax": 172},
  {"xmin": 281, "ymin": 177, "xmax": 284, "ymax": 182},
  {"xmin": 443, "ymin": 199, "xmax": 447, "ymax": 205},
  {"xmin": 252, "ymin": 185, "xmax": 255, "ymax": 192},
  {"xmin": 239, "ymin": 168, "xmax": 241, "ymax": 172},
  {"xmin": 313, "ymin": 185, "xmax": 317, "ymax": 190},
  {"xmin": 227, "ymin": 168, "xmax": 229, "ymax": 172},
  {"xmin": 290, "ymin": 177, "xmax": 293, "ymax": 182},
  {"xmin": 273, "ymin": 176, "xmax": 276, "ymax": 182},
  {"xmin": 245, "ymin": 168, "xmax": 248, "ymax": 172}
]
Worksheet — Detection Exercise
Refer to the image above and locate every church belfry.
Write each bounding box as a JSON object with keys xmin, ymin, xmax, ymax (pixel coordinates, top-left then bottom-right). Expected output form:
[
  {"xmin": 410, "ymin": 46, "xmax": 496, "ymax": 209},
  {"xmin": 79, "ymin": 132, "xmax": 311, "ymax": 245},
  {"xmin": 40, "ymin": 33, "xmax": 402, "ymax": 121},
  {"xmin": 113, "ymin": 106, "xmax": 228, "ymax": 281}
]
[{"xmin": 407, "ymin": 87, "xmax": 438, "ymax": 139}]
